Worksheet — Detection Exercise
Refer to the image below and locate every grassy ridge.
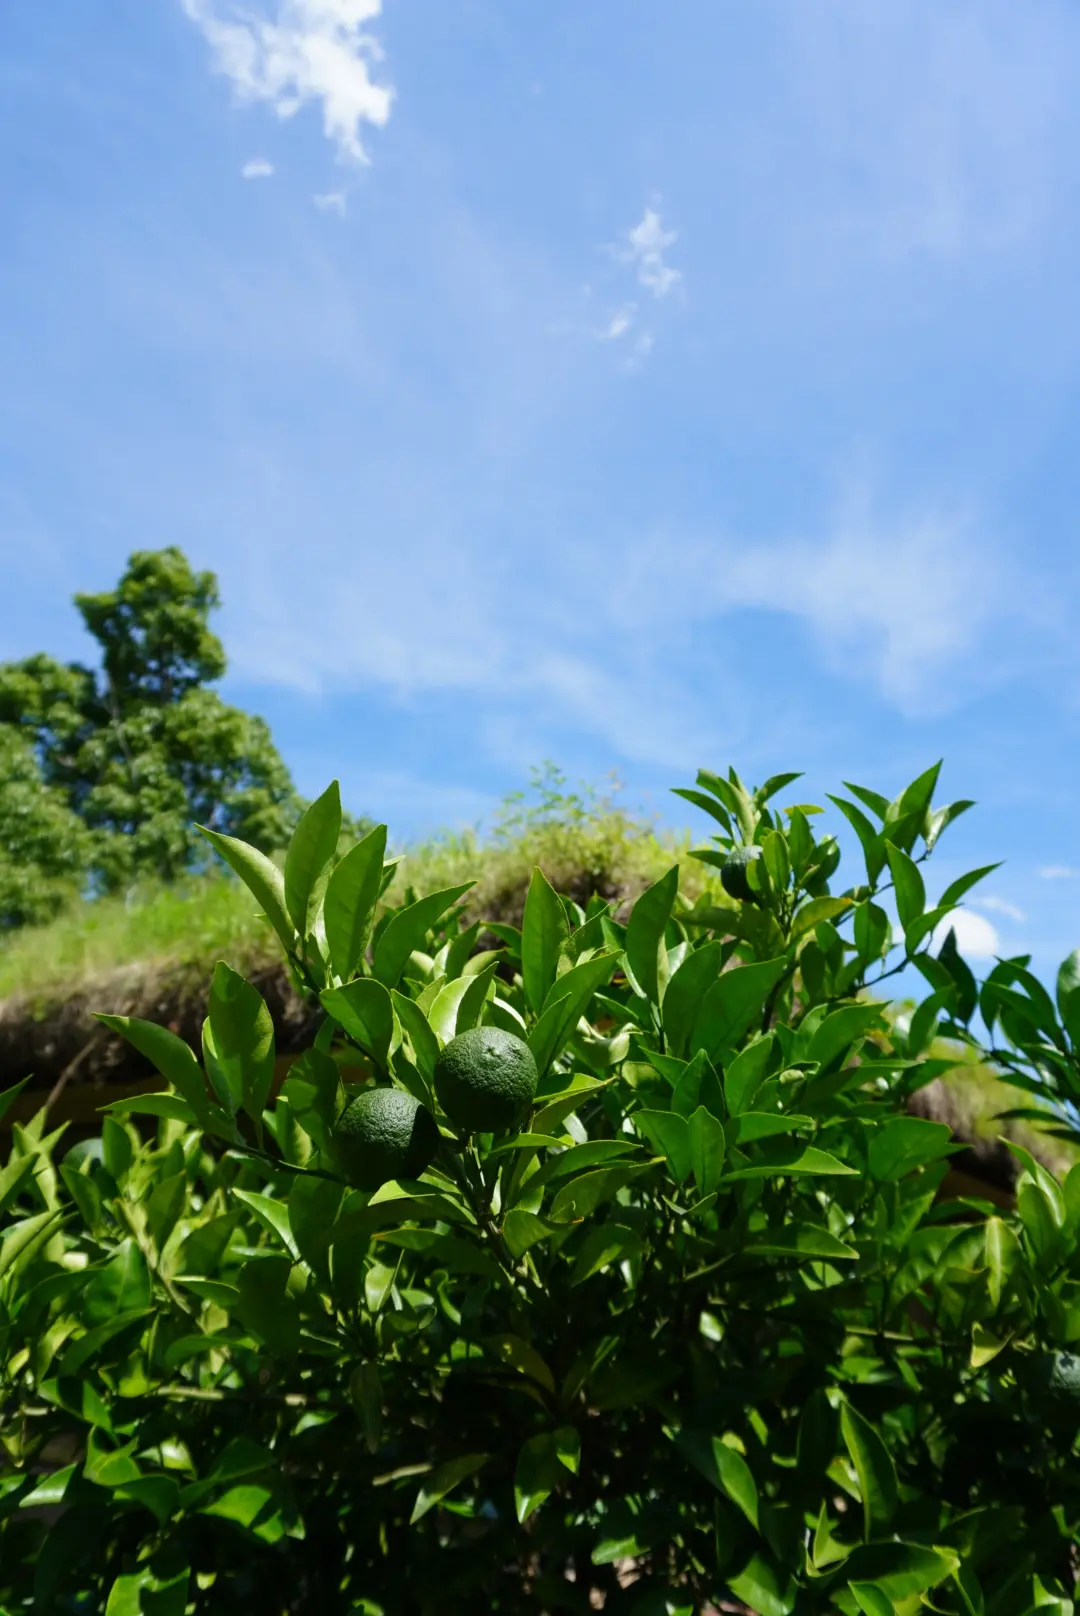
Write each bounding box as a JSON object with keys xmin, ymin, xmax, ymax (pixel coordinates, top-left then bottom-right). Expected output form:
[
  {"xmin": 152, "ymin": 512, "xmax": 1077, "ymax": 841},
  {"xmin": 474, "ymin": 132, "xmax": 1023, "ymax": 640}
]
[{"xmin": 0, "ymin": 773, "xmax": 693, "ymax": 1007}]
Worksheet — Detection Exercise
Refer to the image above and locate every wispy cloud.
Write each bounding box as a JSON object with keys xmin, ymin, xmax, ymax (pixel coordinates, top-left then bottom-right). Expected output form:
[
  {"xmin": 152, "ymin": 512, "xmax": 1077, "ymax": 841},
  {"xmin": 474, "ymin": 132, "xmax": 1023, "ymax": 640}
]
[
  {"xmin": 623, "ymin": 208, "xmax": 681, "ymax": 298},
  {"xmin": 594, "ymin": 207, "xmax": 681, "ymax": 362},
  {"xmin": 976, "ymin": 895, "xmax": 1026, "ymax": 922},
  {"xmin": 784, "ymin": 2, "xmax": 1069, "ymax": 265},
  {"xmin": 604, "ymin": 483, "xmax": 1004, "ymax": 711},
  {"xmin": 1039, "ymin": 865, "xmax": 1080, "ymax": 880},
  {"xmin": 313, "ymin": 190, "xmax": 348, "ymax": 216},
  {"xmin": 241, "ymin": 157, "xmax": 274, "ymax": 179},
  {"xmin": 181, "ymin": 0, "xmax": 392, "ymax": 164},
  {"xmin": 601, "ymin": 304, "xmax": 636, "ymax": 341}
]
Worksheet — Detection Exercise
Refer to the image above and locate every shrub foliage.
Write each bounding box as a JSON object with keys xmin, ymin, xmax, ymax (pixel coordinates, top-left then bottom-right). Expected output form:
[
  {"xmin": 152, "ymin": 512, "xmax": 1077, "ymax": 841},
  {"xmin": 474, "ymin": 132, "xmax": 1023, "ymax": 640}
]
[{"xmin": 2, "ymin": 765, "xmax": 1080, "ymax": 1614}]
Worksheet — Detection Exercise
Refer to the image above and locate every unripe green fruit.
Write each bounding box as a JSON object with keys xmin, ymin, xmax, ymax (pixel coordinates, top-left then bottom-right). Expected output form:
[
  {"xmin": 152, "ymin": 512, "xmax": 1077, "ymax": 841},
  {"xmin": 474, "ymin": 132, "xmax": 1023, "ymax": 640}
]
[
  {"xmin": 1033, "ymin": 1350, "xmax": 1080, "ymax": 1409},
  {"xmin": 434, "ymin": 1026, "xmax": 538, "ymax": 1135},
  {"xmin": 333, "ymin": 1087, "xmax": 440, "ymax": 1191},
  {"xmin": 720, "ymin": 845, "xmax": 762, "ymax": 903}
]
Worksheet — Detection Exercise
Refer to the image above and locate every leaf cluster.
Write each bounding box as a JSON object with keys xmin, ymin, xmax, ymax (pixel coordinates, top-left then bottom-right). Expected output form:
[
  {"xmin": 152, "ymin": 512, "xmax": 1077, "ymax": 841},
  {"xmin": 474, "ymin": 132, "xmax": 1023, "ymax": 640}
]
[{"xmin": 2, "ymin": 763, "xmax": 1080, "ymax": 1614}]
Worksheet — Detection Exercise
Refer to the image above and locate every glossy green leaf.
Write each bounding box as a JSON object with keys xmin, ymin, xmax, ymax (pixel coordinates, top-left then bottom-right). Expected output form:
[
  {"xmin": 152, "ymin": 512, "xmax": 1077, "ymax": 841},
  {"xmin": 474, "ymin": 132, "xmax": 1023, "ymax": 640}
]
[
  {"xmin": 372, "ymin": 884, "xmax": 474, "ymax": 989},
  {"xmin": 198, "ymin": 826, "xmax": 296, "ymax": 952},
  {"xmin": 938, "ymin": 864, "xmax": 1002, "ymax": 910},
  {"xmin": 411, "ymin": 1453, "xmax": 488, "ymax": 1523},
  {"xmin": 514, "ymin": 1429, "xmax": 578, "ymax": 1521},
  {"xmin": 743, "ymin": 1223, "xmax": 857, "ymax": 1260},
  {"xmin": 670, "ymin": 1426, "xmax": 759, "ymax": 1527},
  {"xmin": 849, "ymin": 1582, "xmax": 896, "ymax": 1616},
  {"xmin": 724, "ymin": 1034, "xmax": 777, "ymax": 1114},
  {"xmin": 99, "ymin": 1093, "xmax": 198, "ymax": 1124},
  {"xmin": 625, "ymin": 864, "xmax": 680, "ymax": 1007},
  {"xmin": 549, "ymin": 1164, "xmax": 644, "ymax": 1222},
  {"xmin": 840, "ymin": 1544, "xmax": 959, "ymax": 1603},
  {"xmin": 321, "ymin": 978, "xmax": 395, "ymax": 1068},
  {"xmin": 841, "ymin": 1399, "xmax": 897, "ymax": 1539},
  {"xmin": 146, "ymin": 1173, "xmax": 186, "ymax": 1253},
  {"xmin": 502, "ymin": 1209, "xmax": 558, "ymax": 1257},
  {"xmin": 886, "ymin": 843, "xmax": 926, "ymax": 932},
  {"xmin": 687, "ymin": 1106, "xmax": 725, "ymax": 1195},
  {"xmin": 59, "ymin": 1309, "xmax": 152, "ymax": 1376},
  {"xmin": 734, "ymin": 1112, "xmax": 812, "ymax": 1144},
  {"xmin": 868, "ymin": 1117, "xmax": 954, "ymax": 1181},
  {"xmin": 284, "ymin": 779, "xmax": 341, "ymax": 936},
  {"xmin": 791, "ymin": 896, "xmax": 852, "ymax": 941},
  {"xmin": 693, "ymin": 958, "xmax": 788, "ymax": 1058},
  {"xmin": 324, "ymin": 823, "xmax": 388, "ymax": 980},
  {"xmin": 633, "ymin": 1110, "xmax": 691, "ymax": 1181},
  {"xmin": 485, "ymin": 1333, "xmax": 555, "ymax": 1392},
  {"xmin": 0, "ymin": 1077, "xmax": 31, "ymax": 1129},
  {"xmin": 0, "ymin": 1151, "xmax": 37, "ymax": 1218},
  {"xmin": 807, "ymin": 1003, "xmax": 884, "ymax": 1070},
  {"xmin": 233, "ymin": 1188, "xmax": 298, "ymax": 1260},
  {"xmin": 528, "ymin": 952, "xmax": 616, "ymax": 1076},
  {"xmin": 84, "ymin": 1240, "xmax": 151, "ymax": 1327},
  {"xmin": 205, "ymin": 962, "xmax": 275, "ymax": 1124},
  {"xmin": 663, "ymin": 940, "xmax": 725, "ymax": 1057},
  {"xmin": 93, "ymin": 1015, "xmax": 208, "ymax": 1122},
  {"xmin": 1056, "ymin": 947, "xmax": 1080, "ymax": 1048},
  {"xmin": 522, "ymin": 866, "xmax": 570, "ymax": 1016},
  {"xmin": 237, "ymin": 1256, "xmax": 300, "ymax": 1355},
  {"xmin": 289, "ymin": 1174, "xmax": 343, "ymax": 1279},
  {"xmin": 391, "ymin": 991, "xmax": 440, "ymax": 1082},
  {"xmin": 985, "ymin": 1216, "xmax": 1021, "ymax": 1309},
  {"xmin": 569, "ymin": 1222, "xmax": 642, "ymax": 1285},
  {"xmin": 725, "ymin": 1141, "xmax": 857, "ymax": 1181}
]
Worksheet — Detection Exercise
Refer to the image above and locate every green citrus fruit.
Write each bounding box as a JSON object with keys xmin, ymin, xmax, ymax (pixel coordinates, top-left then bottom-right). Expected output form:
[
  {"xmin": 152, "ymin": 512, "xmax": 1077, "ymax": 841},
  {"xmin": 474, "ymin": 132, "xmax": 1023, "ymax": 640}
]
[
  {"xmin": 434, "ymin": 1026, "xmax": 538, "ymax": 1135},
  {"xmin": 1034, "ymin": 1350, "xmax": 1080, "ymax": 1407},
  {"xmin": 333, "ymin": 1086, "xmax": 440, "ymax": 1191},
  {"xmin": 720, "ymin": 846, "xmax": 762, "ymax": 903}
]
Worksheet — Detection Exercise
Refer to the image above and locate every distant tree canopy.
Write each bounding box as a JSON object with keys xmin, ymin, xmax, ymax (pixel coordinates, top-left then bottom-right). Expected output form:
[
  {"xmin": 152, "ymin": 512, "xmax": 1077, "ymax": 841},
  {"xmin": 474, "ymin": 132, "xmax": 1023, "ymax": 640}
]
[{"xmin": 0, "ymin": 547, "xmax": 299, "ymax": 924}]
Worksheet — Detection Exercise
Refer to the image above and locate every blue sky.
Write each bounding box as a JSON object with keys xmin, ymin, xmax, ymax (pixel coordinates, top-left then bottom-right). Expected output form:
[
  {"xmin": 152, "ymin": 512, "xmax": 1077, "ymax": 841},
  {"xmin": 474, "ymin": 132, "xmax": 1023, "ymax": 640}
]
[{"xmin": 3, "ymin": 0, "xmax": 1080, "ymax": 974}]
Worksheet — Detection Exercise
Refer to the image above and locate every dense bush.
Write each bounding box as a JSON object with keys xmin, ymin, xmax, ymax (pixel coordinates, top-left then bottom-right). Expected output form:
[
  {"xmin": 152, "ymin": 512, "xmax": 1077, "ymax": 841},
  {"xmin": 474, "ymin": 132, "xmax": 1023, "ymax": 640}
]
[{"xmin": 2, "ymin": 763, "xmax": 1080, "ymax": 1614}]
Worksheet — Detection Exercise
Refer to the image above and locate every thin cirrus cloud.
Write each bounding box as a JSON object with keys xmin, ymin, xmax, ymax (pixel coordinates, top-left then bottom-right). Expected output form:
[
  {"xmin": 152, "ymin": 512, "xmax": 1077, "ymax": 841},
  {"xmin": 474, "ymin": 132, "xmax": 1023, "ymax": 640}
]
[
  {"xmin": 180, "ymin": 0, "xmax": 393, "ymax": 164},
  {"xmin": 604, "ymin": 486, "xmax": 1003, "ymax": 713},
  {"xmin": 1039, "ymin": 866, "xmax": 1080, "ymax": 880},
  {"xmin": 976, "ymin": 895, "xmax": 1026, "ymax": 923},
  {"xmin": 313, "ymin": 190, "xmax": 348, "ymax": 216},
  {"xmin": 241, "ymin": 157, "xmax": 274, "ymax": 178}
]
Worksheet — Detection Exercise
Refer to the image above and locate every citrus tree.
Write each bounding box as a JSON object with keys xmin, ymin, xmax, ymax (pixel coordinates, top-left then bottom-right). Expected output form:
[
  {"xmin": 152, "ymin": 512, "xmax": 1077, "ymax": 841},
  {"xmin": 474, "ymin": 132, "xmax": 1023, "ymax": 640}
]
[{"xmin": 1, "ymin": 765, "xmax": 1079, "ymax": 1614}]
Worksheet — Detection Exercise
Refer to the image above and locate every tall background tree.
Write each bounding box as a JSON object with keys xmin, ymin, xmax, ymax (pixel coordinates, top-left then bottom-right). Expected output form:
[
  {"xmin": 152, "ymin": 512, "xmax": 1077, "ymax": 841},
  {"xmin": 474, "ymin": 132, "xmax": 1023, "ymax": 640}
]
[{"xmin": 0, "ymin": 547, "xmax": 298, "ymax": 914}]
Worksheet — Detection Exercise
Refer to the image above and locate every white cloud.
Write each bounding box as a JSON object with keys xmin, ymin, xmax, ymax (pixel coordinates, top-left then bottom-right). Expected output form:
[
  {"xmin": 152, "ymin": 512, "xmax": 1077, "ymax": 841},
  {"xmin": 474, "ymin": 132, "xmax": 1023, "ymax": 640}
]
[
  {"xmin": 975, "ymin": 895, "xmax": 1026, "ymax": 922},
  {"xmin": 241, "ymin": 158, "xmax": 274, "ymax": 179},
  {"xmin": 313, "ymin": 189, "xmax": 348, "ymax": 216},
  {"xmin": 602, "ymin": 304, "xmax": 636, "ymax": 341},
  {"xmin": 932, "ymin": 909, "xmax": 1000, "ymax": 959},
  {"xmin": 181, "ymin": 0, "xmax": 392, "ymax": 165},
  {"xmin": 1039, "ymin": 865, "xmax": 1080, "ymax": 880},
  {"xmin": 623, "ymin": 208, "xmax": 681, "ymax": 298},
  {"xmin": 604, "ymin": 483, "xmax": 1003, "ymax": 711}
]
